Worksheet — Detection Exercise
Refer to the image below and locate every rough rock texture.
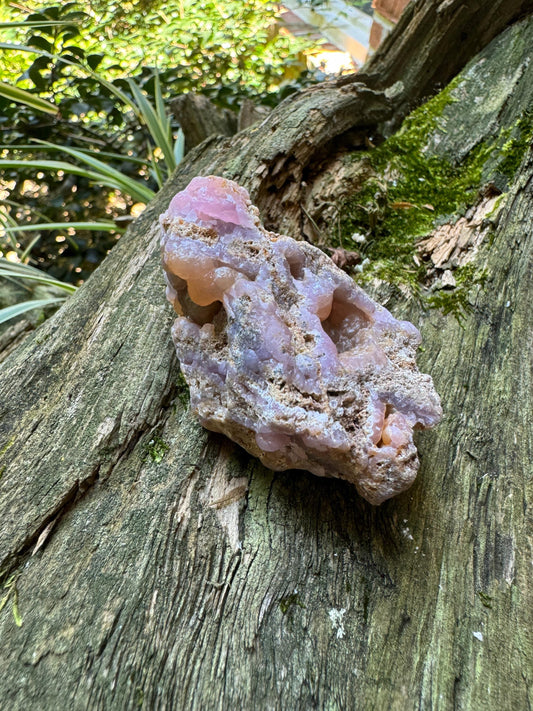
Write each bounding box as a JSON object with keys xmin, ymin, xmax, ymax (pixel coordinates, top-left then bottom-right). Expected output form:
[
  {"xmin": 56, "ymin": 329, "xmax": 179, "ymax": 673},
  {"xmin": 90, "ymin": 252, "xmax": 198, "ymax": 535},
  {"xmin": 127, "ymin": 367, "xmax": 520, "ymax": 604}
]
[{"xmin": 160, "ymin": 177, "xmax": 441, "ymax": 504}]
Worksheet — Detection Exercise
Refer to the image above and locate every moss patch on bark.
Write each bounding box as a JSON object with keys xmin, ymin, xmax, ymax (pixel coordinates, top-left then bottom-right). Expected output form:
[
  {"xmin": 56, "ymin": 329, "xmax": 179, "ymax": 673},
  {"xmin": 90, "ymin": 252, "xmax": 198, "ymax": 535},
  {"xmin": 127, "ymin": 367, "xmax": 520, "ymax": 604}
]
[{"xmin": 338, "ymin": 78, "xmax": 533, "ymax": 319}]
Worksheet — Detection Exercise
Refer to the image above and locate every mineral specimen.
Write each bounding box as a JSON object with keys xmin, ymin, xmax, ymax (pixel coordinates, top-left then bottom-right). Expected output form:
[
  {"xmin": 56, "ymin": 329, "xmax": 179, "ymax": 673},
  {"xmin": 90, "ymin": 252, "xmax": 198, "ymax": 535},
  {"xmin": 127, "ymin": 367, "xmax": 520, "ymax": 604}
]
[{"xmin": 160, "ymin": 176, "xmax": 442, "ymax": 504}]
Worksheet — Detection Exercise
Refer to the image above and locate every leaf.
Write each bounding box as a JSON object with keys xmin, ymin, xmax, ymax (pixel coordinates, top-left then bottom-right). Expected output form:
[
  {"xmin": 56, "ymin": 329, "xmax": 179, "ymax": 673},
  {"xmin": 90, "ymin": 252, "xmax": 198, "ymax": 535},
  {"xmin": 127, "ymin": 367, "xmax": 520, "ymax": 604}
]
[
  {"xmin": 75, "ymin": 150, "xmax": 147, "ymax": 166},
  {"xmin": 0, "ymin": 43, "xmax": 137, "ymax": 119},
  {"xmin": 0, "ymin": 298, "xmax": 65, "ymax": 326},
  {"xmin": 153, "ymin": 72, "xmax": 167, "ymax": 127},
  {"xmin": 25, "ymin": 12, "xmax": 48, "ymax": 23},
  {"xmin": 87, "ymin": 53, "xmax": 104, "ymax": 70},
  {"xmin": 0, "ymin": 258, "xmax": 77, "ymax": 291},
  {"xmin": 0, "ymin": 156, "xmax": 155, "ymax": 204},
  {"xmin": 0, "ymin": 81, "xmax": 56, "ymax": 115},
  {"xmin": 41, "ymin": 6, "xmax": 58, "ymax": 20},
  {"xmin": 27, "ymin": 35, "xmax": 52, "ymax": 52},
  {"xmin": 30, "ymin": 55, "xmax": 52, "ymax": 71},
  {"xmin": 174, "ymin": 128, "xmax": 185, "ymax": 165},
  {"xmin": 63, "ymin": 45, "xmax": 85, "ymax": 59},
  {"xmin": 127, "ymin": 78, "xmax": 176, "ymax": 174},
  {"xmin": 149, "ymin": 150, "xmax": 164, "ymax": 189},
  {"xmin": 62, "ymin": 3, "xmax": 82, "ymax": 14},
  {"xmin": 63, "ymin": 10, "xmax": 88, "ymax": 21},
  {"xmin": 61, "ymin": 28, "xmax": 80, "ymax": 42},
  {"xmin": 0, "ymin": 209, "xmax": 23, "ymax": 248},
  {"xmin": 2, "ymin": 221, "xmax": 120, "ymax": 234},
  {"xmin": 0, "ymin": 267, "xmax": 77, "ymax": 293},
  {"xmin": 390, "ymin": 201, "xmax": 417, "ymax": 209},
  {"xmin": 28, "ymin": 65, "xmax": 46, "ymax": 92},
  {"xmin": 0, "ymin": 42, "xmax": 50, "ymax": 52},
  {"xmin": 20, "ymin": 234, "xmax": 42, "ymax": 262},
  {"xmin": 34, "ymin": 140, "xmax": 156, "ymax": 202},
  {"xmin": 0, "ymin": 21, "xmax": 65, "ymax": 28}
]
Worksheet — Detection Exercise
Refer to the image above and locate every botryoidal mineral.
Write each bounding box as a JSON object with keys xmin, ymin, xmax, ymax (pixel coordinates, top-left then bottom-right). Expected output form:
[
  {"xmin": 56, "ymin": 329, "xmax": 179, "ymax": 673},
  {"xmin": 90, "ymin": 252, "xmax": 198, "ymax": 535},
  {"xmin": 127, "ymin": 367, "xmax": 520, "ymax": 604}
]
[{"xmin": 160, "ymin": 176, "xmax": 442, "ymax": 504}]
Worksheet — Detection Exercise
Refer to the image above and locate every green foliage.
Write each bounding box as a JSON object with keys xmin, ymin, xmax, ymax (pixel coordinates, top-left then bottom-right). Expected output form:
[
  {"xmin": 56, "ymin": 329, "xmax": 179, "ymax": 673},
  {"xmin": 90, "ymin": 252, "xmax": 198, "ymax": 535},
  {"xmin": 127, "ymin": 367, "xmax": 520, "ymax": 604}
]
[
  {"xmin": 477, "ymin": 590, "xmax": 493, "ymax": 609},
  {"xmin": 0, "ymin": 0, "xmax": 315, "ymax": 288},
  {"xmin": 0, "ymin": 150, "xmax": 156, "ymax": 204},
  {"xmin": 341, "ymin": 80, "xmax": 477, "ymax": 286},
  {"xmin": 176, "ymin": 370, "xmax": 190, "ymax": 409},
  {"xmin": 5, "ymin": 0, "xmax": 306, "ymax": 90},
  {"xmin": 0, "ymin": 257, "xmax": 76, "ymax": 325},
  {"xmin": 0, "ymin": 80, "xmax": 56, "ymax": 113}
]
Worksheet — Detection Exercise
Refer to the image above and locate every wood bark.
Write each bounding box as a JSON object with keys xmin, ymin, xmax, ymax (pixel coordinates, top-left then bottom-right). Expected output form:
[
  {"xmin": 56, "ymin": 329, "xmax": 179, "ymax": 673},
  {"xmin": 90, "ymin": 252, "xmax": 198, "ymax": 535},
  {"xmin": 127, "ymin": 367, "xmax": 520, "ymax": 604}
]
[
  {"xmin": 0, "ymin": 3, "xmax": 532, "ymax": 709},
  {"xmin": 170, "ymin": 94, "xmax": 238, "ymax": 153},
  {"xmin": 170, "ymin": 94, "xmax": 271, "ymax": 153},
  {"xmin": 358, "ymin": 0, "xmax": 533, "ymax": 124}
]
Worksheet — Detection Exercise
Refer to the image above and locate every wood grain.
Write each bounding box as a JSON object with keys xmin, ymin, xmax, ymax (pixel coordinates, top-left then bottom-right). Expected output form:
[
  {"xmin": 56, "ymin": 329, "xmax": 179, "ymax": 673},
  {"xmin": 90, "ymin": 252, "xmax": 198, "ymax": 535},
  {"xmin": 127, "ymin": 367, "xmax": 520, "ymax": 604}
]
[{"xmin": 0, "ymin": 6, "xmax": 532, "ymax": 710}]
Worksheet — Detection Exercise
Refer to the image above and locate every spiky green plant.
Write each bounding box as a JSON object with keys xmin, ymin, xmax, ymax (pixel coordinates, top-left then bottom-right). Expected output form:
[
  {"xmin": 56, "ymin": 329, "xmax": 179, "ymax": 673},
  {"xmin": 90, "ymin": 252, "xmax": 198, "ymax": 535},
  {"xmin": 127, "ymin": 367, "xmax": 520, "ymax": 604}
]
[{"xmin": 0, "ymin": 257, "xmax": 76, "ymax": 325}]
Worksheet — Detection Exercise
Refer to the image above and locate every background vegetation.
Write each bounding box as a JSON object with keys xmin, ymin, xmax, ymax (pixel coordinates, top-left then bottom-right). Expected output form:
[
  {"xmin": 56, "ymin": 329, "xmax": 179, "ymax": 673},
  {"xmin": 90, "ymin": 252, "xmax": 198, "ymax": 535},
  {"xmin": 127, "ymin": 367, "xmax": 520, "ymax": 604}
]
[{"xmin": 0, "ymin": 0, "xmax": 316, "ymax": 322}]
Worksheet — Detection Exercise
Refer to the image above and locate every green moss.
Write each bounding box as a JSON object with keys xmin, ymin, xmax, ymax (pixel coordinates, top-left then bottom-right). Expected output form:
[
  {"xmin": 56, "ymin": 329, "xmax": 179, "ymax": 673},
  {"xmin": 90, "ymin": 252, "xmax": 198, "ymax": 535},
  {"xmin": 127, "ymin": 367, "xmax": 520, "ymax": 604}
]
[
  {"xmin": 477, "ymin": 590, "xmax": 493, "ymax": 609},
  {"xmin": 176, "ymin": 369, "xmax": 190, "ymax": 409},
  {"xmin": 338, "ymin": 82, "xmax": 531, "ymax": 319},
  {"xmin": 279, "ymin": 592, "xmax": 305, "ymax": 615},
  {"xmin": 426, "ymin": 264, "xmax": 487, "ymax": 324},
  {"xmin": 341, "ymin": 80, "xmax": 485, "ymax": 281},
  {"xmin": 497, "ymin": 112, "xmax": 533, "ymax": 178},
  {"xmin": 34, "ymin": 331, "xmax": 51, "ymax": 346},
  {"xmin": 144, "ymin": 436, "xmax": 170, "ymax": 464}
]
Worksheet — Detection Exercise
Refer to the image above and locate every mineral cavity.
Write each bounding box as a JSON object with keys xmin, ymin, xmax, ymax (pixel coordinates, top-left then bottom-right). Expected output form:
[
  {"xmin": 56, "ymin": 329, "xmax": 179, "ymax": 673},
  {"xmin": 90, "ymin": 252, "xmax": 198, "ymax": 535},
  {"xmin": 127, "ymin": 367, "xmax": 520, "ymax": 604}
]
[{"xmin": 160, "ymin": 176, "xmax": 442, "ymax": 504}]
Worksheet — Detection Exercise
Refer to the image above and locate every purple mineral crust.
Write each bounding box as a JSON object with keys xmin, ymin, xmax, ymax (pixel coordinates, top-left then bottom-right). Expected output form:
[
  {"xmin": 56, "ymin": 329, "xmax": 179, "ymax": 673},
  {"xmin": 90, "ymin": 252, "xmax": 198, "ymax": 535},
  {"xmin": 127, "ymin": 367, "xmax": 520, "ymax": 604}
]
[{"xmin": 160, "ymin": 176, "xmax": 442, "ymax": 504}]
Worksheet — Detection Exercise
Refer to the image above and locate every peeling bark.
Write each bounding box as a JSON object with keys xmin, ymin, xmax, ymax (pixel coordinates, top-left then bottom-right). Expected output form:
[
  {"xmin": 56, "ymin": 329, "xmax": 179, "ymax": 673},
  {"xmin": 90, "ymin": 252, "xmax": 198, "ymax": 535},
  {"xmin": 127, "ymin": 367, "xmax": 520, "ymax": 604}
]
[{"xmin": 0, "ymin": 5, "xmax": 532, "ymax": 710}]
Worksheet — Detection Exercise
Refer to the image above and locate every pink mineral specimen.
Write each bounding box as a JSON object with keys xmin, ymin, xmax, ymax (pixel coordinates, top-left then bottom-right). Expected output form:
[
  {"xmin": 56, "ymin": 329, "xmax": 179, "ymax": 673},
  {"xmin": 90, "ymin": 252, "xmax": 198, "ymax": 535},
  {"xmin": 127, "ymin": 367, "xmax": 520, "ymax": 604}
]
[{"xmin": 160, "ymin": 176, "xmax": 442, "ymax": 504}]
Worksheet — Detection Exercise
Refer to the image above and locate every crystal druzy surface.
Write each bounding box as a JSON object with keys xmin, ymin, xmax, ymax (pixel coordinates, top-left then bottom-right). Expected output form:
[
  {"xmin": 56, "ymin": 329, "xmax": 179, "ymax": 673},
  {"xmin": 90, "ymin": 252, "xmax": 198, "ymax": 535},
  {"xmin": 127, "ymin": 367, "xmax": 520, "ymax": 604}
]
[{"xmin": 160, "ymin": 176, "xmax": 442, "ymax": 504}]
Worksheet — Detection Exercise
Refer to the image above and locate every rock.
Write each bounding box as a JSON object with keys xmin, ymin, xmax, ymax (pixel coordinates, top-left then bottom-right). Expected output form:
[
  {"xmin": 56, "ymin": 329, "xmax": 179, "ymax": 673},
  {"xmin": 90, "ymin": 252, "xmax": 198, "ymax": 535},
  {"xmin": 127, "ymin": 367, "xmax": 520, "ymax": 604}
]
[{"xmin": 160, "ymin": 177, "xmax": 442, "ymax": 504}]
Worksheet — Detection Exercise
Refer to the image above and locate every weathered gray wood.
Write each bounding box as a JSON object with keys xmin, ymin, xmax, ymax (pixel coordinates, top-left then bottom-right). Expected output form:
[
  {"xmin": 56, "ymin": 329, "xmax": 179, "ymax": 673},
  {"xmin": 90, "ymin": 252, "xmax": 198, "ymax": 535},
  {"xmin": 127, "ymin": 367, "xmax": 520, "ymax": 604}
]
[
  {"xmin": 0, "ymin": 6, "xmax": 532, "ymax": 710},
  {"xmin": 358, "ymin": 0, "xmax": 533, "ymax": 123},
  {"xmin": 0, "ymin": 319, "xmax": 32, "ymax": 364},
  {"xmin": 237, "ymin": 97, "xmax": 271, "ymax": 131},
  {"xmin": 171, "ymin": 93, "xmax": 238, "ymax": 152}
]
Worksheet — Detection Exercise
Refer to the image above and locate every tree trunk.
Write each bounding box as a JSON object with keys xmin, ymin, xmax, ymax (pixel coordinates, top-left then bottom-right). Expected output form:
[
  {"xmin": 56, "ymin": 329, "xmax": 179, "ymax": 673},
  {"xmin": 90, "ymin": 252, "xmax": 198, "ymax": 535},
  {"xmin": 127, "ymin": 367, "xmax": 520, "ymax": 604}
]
[
  {"xmin": 171, "ymin": 94, "xmax": 238, "ymax": 153},
  {"xmin": 1, "ymin": 4, "xmax": 532, "ymax": 710}
]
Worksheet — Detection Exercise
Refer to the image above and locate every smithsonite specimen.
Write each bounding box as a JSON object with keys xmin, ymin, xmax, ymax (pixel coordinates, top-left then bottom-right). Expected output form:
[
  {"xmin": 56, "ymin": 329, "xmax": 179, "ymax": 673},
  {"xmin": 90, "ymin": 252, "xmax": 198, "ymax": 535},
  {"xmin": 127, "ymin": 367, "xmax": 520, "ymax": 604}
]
[{"xmin": 160, "ymin": 177, "xmax": 442, "ymax": 504}]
